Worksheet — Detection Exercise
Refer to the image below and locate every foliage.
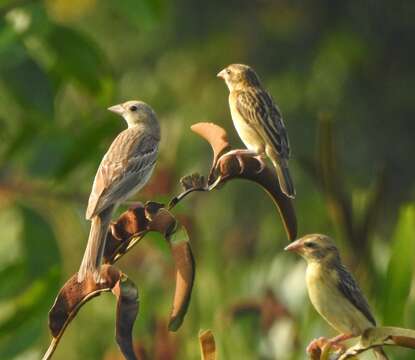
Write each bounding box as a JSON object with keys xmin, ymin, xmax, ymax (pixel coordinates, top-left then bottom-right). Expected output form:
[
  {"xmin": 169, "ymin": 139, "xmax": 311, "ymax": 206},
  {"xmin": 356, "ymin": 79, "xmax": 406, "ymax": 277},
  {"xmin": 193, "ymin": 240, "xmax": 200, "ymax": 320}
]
[{"xmin": 0, "ymin": 0, "xmax": 414, "ymax": 359}]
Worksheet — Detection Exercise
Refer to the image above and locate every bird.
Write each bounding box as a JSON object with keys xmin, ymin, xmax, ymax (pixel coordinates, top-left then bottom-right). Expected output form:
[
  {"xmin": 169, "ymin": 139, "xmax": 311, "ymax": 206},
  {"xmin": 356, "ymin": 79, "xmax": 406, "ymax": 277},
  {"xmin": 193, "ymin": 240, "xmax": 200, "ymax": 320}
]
[
  {"xmin": 217, "ymin": 63, "xmax": 295, "ymax": 198},
  {"xmin": 77, "ymin": 100, "xmax": 160, "ymax": 283},
  {"xmin": 284, "ymin": 234, "xmax": 388, "ymax": 359}
]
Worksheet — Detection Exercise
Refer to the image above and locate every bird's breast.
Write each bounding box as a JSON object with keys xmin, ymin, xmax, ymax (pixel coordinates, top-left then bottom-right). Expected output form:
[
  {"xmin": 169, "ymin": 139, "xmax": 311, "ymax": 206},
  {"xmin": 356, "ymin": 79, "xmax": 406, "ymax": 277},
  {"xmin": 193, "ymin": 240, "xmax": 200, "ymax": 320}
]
[
  {"xmin": 229, "ymin": 97, "xmax": 265, "ymax": 154},
  {"xmin": 306, "ymin": 263, "xmax": 372, "ymax": 336}
]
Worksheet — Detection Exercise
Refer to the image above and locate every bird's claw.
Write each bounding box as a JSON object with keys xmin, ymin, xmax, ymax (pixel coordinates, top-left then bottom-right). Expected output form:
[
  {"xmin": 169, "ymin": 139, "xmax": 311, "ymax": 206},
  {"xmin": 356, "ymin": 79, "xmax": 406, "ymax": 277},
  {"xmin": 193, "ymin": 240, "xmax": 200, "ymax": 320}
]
[
  {"xmin": 217, "ymin": 150, "xmax": 245, "ymax": 174},
  {"xmin": 110, "ymin": 223, "xmax": 123, "ymax": 241},
  {"xmin": 253, "ymin": 155, "xmax": 266, "ymax": 174},
  {"xmin": 306, "ymin": 337, "xmax": 327, "ymax": 354},
  {"xmin": 217, "ymin": 149, "xmax": 264, "ymax": 175},
  {"xmin": 306, "ymin": 337, "xmax": 346, "ymax": 354}
]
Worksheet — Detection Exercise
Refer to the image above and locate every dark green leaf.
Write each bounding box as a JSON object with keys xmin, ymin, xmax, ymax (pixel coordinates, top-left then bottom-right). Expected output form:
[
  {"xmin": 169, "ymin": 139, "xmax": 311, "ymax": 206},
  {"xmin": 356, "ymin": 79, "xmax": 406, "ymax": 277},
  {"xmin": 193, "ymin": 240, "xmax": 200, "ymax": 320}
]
[
  {"xmin": 1, "ymin": 57, "xmax": 54, "ymax": 115},
  {"xmin": 0, "ymin": 261, "xmax": 26, "ymax": 300},
  {"xmin": 19, "ymin": 205, "xmax": 61, "ymax": 278},
  {"xmin": 0, "ymin": 268, "xmax": 60, "ymax": 357},
  {"xmin": 45, "ymin": 25, "xmax": 111, "ymax": 95},
  {"xmin": 382, "ymin": 205, "xmax": 415, "ymax": 325},
  {"xmin": 114, "ymin": 0, "xmax": 165, "ymax": 29}
]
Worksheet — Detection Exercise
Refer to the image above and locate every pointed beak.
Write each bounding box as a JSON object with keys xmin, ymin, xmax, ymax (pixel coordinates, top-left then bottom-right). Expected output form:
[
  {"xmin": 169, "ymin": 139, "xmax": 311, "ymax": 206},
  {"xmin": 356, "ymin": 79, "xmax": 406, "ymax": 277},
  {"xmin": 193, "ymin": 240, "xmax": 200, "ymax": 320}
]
[
  {"xmin": 107, "ymin": 104, "xmax": 124, "ymax": 115},
  {"xmin": 217, "ymin": 69, "xmax": 226, "ymax": 79},
  {"xmin": 284, "ymin": 239, "xmax": 303, "ymax": 253}
]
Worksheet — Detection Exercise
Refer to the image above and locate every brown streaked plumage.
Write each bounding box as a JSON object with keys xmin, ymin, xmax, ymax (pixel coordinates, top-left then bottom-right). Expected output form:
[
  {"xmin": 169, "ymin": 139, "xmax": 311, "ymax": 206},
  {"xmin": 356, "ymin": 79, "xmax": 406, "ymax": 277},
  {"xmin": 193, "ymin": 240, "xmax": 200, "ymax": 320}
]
[
  {"xmin": 285, "ymin": 234, "xmax": 388, "ymax": 359},
  {"xmin": 78, "ymin": 100, "xmax": 160, "ymax": 283},
  {"xmin": 217, "ymin": 64, "xmax": 295, "ymax": 198}
]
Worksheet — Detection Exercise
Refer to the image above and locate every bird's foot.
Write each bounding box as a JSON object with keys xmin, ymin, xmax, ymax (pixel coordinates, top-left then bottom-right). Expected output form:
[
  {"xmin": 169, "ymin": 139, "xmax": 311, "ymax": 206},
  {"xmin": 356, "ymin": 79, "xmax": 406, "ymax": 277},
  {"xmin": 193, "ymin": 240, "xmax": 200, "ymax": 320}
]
[
  {"xmin": 306, "ymin": 337, "xmax": 328, "ymax": 354},
  {"xmin": 252, "ymin": 154, "xmax": 266, "ymax": 174},
  {"xmin": 217, "ymin": 149, "xmax": 262, "ymax": 174},
  {"xmin": 110, "ymin": 223, "xmax": 123, "ymax": 241},
  {"xmin": 306, "ymin": 336, "xmax": 347, "ymax": 355},
  {"xmin": 327, "ymin": 333, "xmax": 353, "ymax": 351}
]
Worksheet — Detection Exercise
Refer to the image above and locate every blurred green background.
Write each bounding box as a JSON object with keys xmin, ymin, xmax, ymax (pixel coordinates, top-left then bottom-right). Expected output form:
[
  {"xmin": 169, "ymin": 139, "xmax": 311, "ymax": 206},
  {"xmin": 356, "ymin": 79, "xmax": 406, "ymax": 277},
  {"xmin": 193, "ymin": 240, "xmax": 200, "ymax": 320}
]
[{"xmin": 0, "ymin": 0, "xmax": 414, "ymax": 359}]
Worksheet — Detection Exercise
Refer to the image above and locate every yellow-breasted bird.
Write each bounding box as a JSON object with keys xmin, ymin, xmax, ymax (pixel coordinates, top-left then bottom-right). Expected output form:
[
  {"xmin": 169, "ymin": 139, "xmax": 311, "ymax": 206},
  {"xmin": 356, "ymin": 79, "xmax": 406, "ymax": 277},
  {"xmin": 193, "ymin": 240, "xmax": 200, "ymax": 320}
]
[
  {"xmin": 78, "ymin": 100, "xmax": 160, "ymax": 283},
  {"xmin": 285, "ymin": 234, "xmax": 388, "ymax": 359},
  {"xmin": 217, "ymin": 64, "xmax": 295, "ymax": 198}
]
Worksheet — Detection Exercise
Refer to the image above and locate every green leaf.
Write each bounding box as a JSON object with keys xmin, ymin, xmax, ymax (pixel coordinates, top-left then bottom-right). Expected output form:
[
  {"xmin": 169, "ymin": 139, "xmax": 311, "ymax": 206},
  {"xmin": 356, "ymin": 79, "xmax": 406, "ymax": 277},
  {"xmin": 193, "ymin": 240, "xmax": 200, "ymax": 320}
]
[
  {"xmin": 0, "ymin": 268, "xmax": 60, "ymax": 357},
  {"xmin": 0, "ymin": 19, "xmax": 26, "ymax": 68},
  {"xmin": 54, "ymin": 117, "xmax": 119, "ymax": 179},
  {"xmin": 0, "ymin": 261, "xmax": 26, "ymax": 300},
  {"xmin": 19, "ymin": 205, "xmax": 61, "ymax": 278},
  {"xmin": 1, "ymin": 57, "xmax": 54, "ymax": 115},
  {"xmin": 45, "ymin": 25, "xmax": 111, "ymax": 95},
  {"xmin": 114, "ymin": 0, "xmax": 165, "ymax": 29},
  {"xmin": 382, "ymin": 205, "xmax": 415, "ymax": 325},
  {"xmin": 26, "ymin": 131, "xmax": 72, "ymax": 178},
  {"xmin": 0, "ymin": 315, "xmax": 42, "ymax": 359}
]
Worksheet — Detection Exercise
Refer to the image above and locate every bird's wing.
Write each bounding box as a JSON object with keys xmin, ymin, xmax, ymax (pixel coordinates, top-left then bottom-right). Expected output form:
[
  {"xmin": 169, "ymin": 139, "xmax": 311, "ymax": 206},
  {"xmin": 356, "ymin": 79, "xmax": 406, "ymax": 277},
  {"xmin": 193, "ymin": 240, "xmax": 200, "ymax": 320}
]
[
  {"xmin": 86, "ymin": 128, "xmax": 159, "ymax": 219},
  {"xmin": 336, "ymin": 264, "xmax": 377, "ymax": 326},
  {"xmin": 235, "ymin": 88, "xmax": 290, "ymax": 159}
]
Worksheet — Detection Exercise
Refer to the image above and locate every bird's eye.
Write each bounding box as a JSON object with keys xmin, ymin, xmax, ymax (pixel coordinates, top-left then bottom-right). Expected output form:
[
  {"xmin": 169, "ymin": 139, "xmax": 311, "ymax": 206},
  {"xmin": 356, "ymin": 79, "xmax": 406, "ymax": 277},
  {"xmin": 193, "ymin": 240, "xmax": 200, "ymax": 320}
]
[
  {"xmin": 226, "ymin": 69, "xmax": 231, "ymax": 75},
  {"xmin": 129, "ymin": 105, "xmax": 138, "ymax": 112},
  {"xmin": 304, "ymin": 242, "xmax": 316, "ymax": 248}
]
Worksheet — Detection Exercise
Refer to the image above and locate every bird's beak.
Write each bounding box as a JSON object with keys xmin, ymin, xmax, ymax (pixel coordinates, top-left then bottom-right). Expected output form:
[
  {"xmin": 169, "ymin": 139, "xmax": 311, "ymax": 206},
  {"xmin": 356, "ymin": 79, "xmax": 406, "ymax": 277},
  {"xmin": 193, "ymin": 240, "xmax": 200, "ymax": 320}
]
[
  {"xmin": 107, "ymin": 104, "xmax": 124, "ymax": 115},
  {"xmin": 284, "ymin": 239, "xmax": 303, "ymax": 253},
  {"xmin": 217, "ymin": 69, "xmax": 226, "ymax": 79}
]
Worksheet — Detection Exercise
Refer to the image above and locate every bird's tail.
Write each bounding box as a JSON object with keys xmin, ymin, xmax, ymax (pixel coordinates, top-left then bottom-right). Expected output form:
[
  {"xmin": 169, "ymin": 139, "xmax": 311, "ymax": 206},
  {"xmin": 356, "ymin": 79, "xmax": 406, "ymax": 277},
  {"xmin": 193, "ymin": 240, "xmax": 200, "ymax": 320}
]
[
  {"xmin": 268, "ymin": 154, "xmax": 295, "ymax": 199},
  {"xmin": 374, "ymin": 347, "xmax": 389, "ymax": 360},
  {"xmin": 77, "ymin": 205, "xmax": 114, "ymax": 283}
]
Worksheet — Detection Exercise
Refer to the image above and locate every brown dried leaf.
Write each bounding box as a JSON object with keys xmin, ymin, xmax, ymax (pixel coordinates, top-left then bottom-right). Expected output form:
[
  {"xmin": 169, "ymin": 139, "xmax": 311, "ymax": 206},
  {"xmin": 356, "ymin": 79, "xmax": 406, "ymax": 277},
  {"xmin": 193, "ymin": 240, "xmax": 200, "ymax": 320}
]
[
  {"xmin": 44, "ymin": 204, "xmax": 194, "ymax": 359},
  {"xmin": 166, "ymin": 225, "xmax": 195, "ymax": 331},
  {"xmin": 105, "ymin": 203, "xmax": 150, "ymax": 263},
  {"xmin": 180, "ymin": 173, "xmax": 207, "ymax": 191},
  {"xmin": 43, "ymin": 265, "xmax": 122, "ymax": 360},
  {"xmin": 199, "ymin": 329, "xmax": 216, "ymax": 360},
  {"xmin": 113, "ymin": 275, "xmax": 140, "ymax": 360},
  {"xmin": 173, "ymin": 122, "xmax": 297, "ymax": 240},
  {"xmin": 191, "ymin": 122, "xmax": 231, "ymax": 170}
]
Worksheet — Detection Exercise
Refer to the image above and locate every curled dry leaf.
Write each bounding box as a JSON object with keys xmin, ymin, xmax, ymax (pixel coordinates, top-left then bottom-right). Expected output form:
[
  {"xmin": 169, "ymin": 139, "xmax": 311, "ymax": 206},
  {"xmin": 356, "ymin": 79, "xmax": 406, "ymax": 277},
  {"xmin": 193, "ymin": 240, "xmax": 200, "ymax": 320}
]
[
  {"xmin": 107, "ymin": 202, "xmax": 194, "ymax": 332},
  {"xmin": 199, "ymin": 329, "xmax": 216, "ymax": 360},
  {"xmin": 170, "ymin": 122, "xmax": 297, "ymax": 240},
  {"xmin": 307, "ymin": 326, "xmax": 415, "ymax": 360},
  {"xmin": 113, "ymin": 275, "xmax": 140, "ymax": 360},
  {"xmin": 338, "ymin": 327, "xmax": 415, "ymax": 360},
  {"xmin": 44, "ymin": 203, "xmax": 195, "ymax": 359},
  {"xmin": 43, "ymin": 265, "xmax": 134, "ymax": 360},
  {"xmin": 167, "ymin": 224, "xmax": 195, "ymax": 331}
]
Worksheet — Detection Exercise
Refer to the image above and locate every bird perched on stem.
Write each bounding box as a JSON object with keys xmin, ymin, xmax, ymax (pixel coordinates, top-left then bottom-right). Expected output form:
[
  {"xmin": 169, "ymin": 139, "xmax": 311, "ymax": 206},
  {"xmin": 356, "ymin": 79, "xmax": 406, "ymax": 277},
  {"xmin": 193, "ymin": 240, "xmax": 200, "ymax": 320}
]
[
  {"xmin": 284, "ymin": 234, "xmax": 388, "ymax": 359},
  {"xmin": 78, "ymin": 100, "xmax": 160, "ymax": 283},
  {"xmin": 217, "ymin": 64, "xmax": 295, "ymax": 198}
]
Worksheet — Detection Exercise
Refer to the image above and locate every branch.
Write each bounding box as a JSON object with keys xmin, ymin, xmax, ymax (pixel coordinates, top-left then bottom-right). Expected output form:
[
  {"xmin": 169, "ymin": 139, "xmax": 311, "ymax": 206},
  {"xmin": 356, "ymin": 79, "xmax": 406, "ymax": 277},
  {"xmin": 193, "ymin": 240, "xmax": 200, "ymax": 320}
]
[
  {"xmin": 169, "ymin": 122, "xmax": 297, "ymax": 241},
  {"xmin": 338, "ymin": 327, "xmax": 415, "ymax": 359},
  {"xmin": 43, "ymin": 203, "xmax": 195, "ymax": 359},
  {"xmin": 43, "ymin": 266, "xmax": 137, "ymax": 360},
  {"xmin": 307, "ymin": 326, "xmax": 415, "ymax": 360}
]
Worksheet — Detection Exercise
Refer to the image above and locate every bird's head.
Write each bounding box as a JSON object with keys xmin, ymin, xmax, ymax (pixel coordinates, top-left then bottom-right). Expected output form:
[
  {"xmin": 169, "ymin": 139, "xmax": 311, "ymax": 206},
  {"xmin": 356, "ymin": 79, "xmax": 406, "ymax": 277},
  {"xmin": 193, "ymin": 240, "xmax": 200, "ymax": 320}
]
[
  {"xmin": 108, "ymin": 100, "xmax": 158, "ymax": 128},
  {"xmin": 284, "ymin": 234, "xmax": 340, "ymax": 264},
  {"xmin": 217, "ymin": 64, "xmax": 261, "ymax": 91}
]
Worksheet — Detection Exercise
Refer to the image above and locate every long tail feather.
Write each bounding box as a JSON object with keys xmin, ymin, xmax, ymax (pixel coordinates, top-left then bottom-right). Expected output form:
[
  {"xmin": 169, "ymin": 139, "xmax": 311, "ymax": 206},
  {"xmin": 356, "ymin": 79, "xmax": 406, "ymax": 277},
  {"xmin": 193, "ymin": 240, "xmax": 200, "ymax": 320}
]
[
  {"xmin": 267, "ymin": 152, "xmax": 295, "ymax": 198},
  {"xmin": 275, "ymin": 163, "xmax": 295, "ymax": 198},
  {"xmin": 78, "ymin": 205, "xmax": 114, "ymax": 283}
]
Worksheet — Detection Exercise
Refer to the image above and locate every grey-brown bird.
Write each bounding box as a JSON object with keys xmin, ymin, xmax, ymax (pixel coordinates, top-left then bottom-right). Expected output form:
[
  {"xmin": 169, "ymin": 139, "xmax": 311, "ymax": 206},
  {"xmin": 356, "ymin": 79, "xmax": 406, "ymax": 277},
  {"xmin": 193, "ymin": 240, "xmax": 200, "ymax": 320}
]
[
  {"xmin": 78, "ymin": 100, "xmax": 160, "ymax": 283},
  {"xmin": 285, "ymin": 234, "xmax": 388, "ymax": 359},
  {"xmin": 217, "ymin": 64, "xmax": 295, "ymax": 198}
]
